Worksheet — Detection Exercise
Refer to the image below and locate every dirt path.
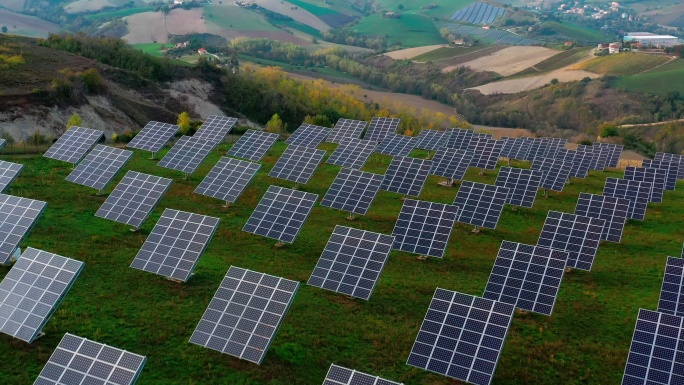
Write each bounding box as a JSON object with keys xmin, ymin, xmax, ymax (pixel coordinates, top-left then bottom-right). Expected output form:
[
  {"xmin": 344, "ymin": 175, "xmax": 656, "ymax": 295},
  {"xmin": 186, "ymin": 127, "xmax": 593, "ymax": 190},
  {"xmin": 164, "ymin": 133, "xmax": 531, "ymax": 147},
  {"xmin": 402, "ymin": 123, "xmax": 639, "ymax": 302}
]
[
  {"xmin": 620, "ymin": 119, "xmax": 684, "ymax": 128},
  {"xmin": 636, "ymin": 56, "xmax": 677, "ymax": 75},
  {"xmin": 253, "ymin": 0, "xmax": 330, "ymax": 31}
]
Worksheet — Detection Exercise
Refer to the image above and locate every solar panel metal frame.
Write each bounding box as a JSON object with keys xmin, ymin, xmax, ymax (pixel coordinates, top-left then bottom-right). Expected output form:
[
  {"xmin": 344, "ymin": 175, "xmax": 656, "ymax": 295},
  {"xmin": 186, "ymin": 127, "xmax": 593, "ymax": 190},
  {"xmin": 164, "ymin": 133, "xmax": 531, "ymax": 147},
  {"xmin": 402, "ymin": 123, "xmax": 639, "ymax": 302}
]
[
  {"xmin": 158, "ymin": 136, "xmax": 216, "ymax": 174},
  {"xmin": 43, "ymin": 127, "xmax": 104, "ymax": 164},
  {"xmin": 536, "ymin": 211, "xmax": 605, "ymax": 271},
  {"xmin": 308, "ymin": 225, "xmax": 395, "ymax": 300},
  {"xmin": 525, "ymin": 138, "xmax": 550, "ymax": 161},
  {"xmin": 569, "ymin": 145, "xmax": 594, "ymax": 179},
  {"xmin": 406, "ymin": 288, "xmax": 515, "ymax": 385},
  {"xmin": 482, "ymin": 241, "xmax": 569, "ymax": 315},
  {"xmin": 0, "ymin": 247, "xmax": 83, "ymax": 343},
  {"xmin": 654, "ymin": 152, "xmax": 684, "ymax": 180},
  {"xmin": 375, "ymin": 135, "xmax": 418, "ymax": 157},
  {"xmin": 0, "ymin": 194, "xmax": 47, "ymax": 265},
  {"xmin": 624, "ymin": 166, "xmax": 666, "ymax": 203},
  {"xmin": 574, "ymin": 193, "xmax": 630, "ymax": 243},
  {"xmin": 189, "ymin": 266, "xmax": 299, "ymax": 364},
  {"xmin": 602, "ymin": 178, "xmax": 651, "ymax": 221},
  {"xmin": 415, "ymin": 129, "xmax": 448, "ymax": 151},
  {"xmin": 589, "ymin": 143, "xmax": 611, "ymax": 171},
  {"xmin": 65, "ymin": 145, "xmax": 133, "ymax": 191},
  {"xmin": 364, "ymin": 117, "xmax": 400, "ymax": 142},
  {"xmin": 429, "ymin": 148, "xmax": 474, "ymax": 181},
  {"xmin": 192, "ymin": 115, "xmax": 237, "ymax": 144},
  {"xmin": 268, "ymin": 145, "xmax": 326, "ymax": 185},
  {"xmin": 380, "ymin": 156, "xmax": 431, "ymax": 197},
  {"xmin": 242, "ymin": 185, "xmax": 318, "ymax": 243},
  {"xmin": 541, "ymin": 137, "xmax": 567, "ymax": 158},
  {"xmin": 468, "ymin": 137, "xmax": 503, "ymax": 170},
  {"xmin": 0, "ymin": 139, "xmax": 5, "ymax": 150},
  {"xmin": 226, "ymin": 130, "xmax": 279, "ymax": 162},
  {"xmin": 0, "ymin": 160, "xmax": 24, "ymax": 193},
  {"xmin": 454, "ymin": 181, "xmax": 509, "ymax": 229},
  {"xmin": 594, "ymin": 142, "xmax": 623, "ymax": 168},
  {"xmin": 95, "ymin": 171, "xmax": 172, "ymax": 228},
  {"xmin": 326, "ymin": 119, "xmax": 368, "ymax": 144},
  {"xmin": 642, "ymin": 158, "xmax": 679, "ymax": 191},
  {"xmin": 326, "ymin": 139, "xmax": 377, "ymax": 170},
  {"xmin": 320, "ymin": 168, "xmax": 383, "ymax": 215},
  {"xmin": 531, "ymin": 157, "xmax": 572, "ymax": 192},
  {"xmin": 194, "ymin": 157, "xmax": 261, "ymax": 203},
  {"xmin": 323, "ymin": 364, "xmax": 403, "ymax": 385},
  {"xmin": 506, "ymin": 137, "xmax": 533, "ymax": 161},
  {"xmin": 392, "ymin": 199, "xmax": 459, "ymax": 258},
  {"xmin": 126, "ymin": 121, "xmax": 180, "ymax": 153},
  {"xmin": 34, "ymin": 333, "xmax": 147, "ymax": 385},
  {"xmin": 494, "ymin": 167, "xmax": 542, "ymax": 208},
  {"xmin": 446, "ymin": 128, "xmax": 474, "ymax": 150},
  {"xmin": 285, "ymin": 124, "xmax": 331, "ymax": 147},
  {"xmin": 658, "ymin": 256, "xmax": 684, "ymax": 317}
]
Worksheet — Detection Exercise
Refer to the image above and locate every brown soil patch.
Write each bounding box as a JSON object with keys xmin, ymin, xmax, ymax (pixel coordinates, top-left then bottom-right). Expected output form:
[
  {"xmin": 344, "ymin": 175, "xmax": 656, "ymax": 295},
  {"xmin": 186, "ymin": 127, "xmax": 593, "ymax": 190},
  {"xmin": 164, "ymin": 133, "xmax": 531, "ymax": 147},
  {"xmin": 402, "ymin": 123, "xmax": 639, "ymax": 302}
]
[
  {"xmin": 445, "ymin": 46, "xmax": 560, "ymax": 76},
  {"xmin": 384, "ymin": 45, "xmax": 447, "ymax": 60},
  {"xmin": 0, "ymin": 8, "xmax": 60, "ymax": 38},
  {"xmin": 469, "ymin": 69, "xmax": 599, "ymax": 95},
  {"xmin": 166, "ymin": 8, "xmax": 208, "ymax": 36},
  {"xmin": 253, "ymin": 0, "xmax": 330, "ymax": 31},
  {"xmin": 213, "ymin": 30, "xmax": 311, "ymax": 45},
  {"xmin": 122, "ymin": 11, "xmax": 168, "ymax": 44}
]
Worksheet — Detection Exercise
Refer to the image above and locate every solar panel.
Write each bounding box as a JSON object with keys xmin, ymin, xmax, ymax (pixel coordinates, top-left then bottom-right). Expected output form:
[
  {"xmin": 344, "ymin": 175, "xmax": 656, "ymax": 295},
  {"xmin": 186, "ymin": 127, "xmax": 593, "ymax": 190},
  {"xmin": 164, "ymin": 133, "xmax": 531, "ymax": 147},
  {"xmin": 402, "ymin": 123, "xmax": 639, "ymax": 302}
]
[
  {"xmin": 537, "ymin": 211, "xmax": 605, "ymax": 271},
  {"xmin": 454, "ymin": 181, "xmax": 509, "ymax": 229},
  {"xmin": 189, "ymin": 266, "xmax": 298, "ymax": 364},
  {"xmin": 130, "ymin": 209, "xmax": 219, "ymax": 282},
  {"xmin": 406, "ymin": 288, "xmax": 514, "ymax": 385},
  {"xmin": 323, "ymin": 364, "xmax": 403, "ymax": 385},
  {"xmin": 541, "ymin": 138, "xmax": 567, "ymax": 158},
  {"xmin": 446, "ymin": 128, "xmax": 474, "ymax": 149},
  {"xmin": 0, "ymin": 247, "xmax": 83, "ymax": 343},
  {"xmin": 654, "ymin": 152, "xmax": 684, "ymax": 179},
  {"xmin": 642, "ymin": 159, "xmax": 679, "ymax": 191},
  {"xmin": 624, "ymin": 166, "xmax": 666, "ymax": 203},
  {"xmin": 429, "ymin": 149, "xmax": 474, "ymax": 181},
  {"xmin": 375, "ymin": 135, "xmax": 418, "ymax": 157},
  {"xmin": 593, "ymin": 142, "xmax": 623, "ymax": 168},
  {"xmin": 380, "ymin": 156, "xmax": 431, "ymax": 197},
  {"xmin": 269, "ymin": 145, "xmax": 325, "ymax": 184},
  {"xmin": 326, "ymin": 139, "xmax": 376, "ymax": 170},
  {"xmin": 195, "ymin": 157, "xmax": 260, "ymax": 203},
  {"xmin": 193, "ymin": 115, "xmax": 237, "ymax": 144},
  {"xmin": 469, "ymin": 138, "xmax": 503, "ymax": 170},
  {"xmin": 500, "ymin": 137, "xmax": 531, "ymax": 161},
  {"xmin": 0, "ymin": 160, "xmax": 24, "ymax": 192},
  {"xmin": 34, "ymin": 333, "xmax": 146, "ymax": 385},
  {"xmin": 392, "ymin": 199, "xmax": 458, "ymax": 258},
  {"xmin": 574, "ymin": 193, "xmax": 630, "ymax": 243},
  {"xmin": 65, "ymin": 145, "xmax": 133, "ymax": 191},
  {"xmin": 285, "ymin": 124, "xmax": 331, "ymax": 147},
  {"xmin": 526, "ymin": 138, "xmax": 550, "ymax": 161},
  {"xmin": 320, "ymin": 168, "xmax": 383, "ymax": 215},
  {"xmin": 658, "ymin": 256, "xmax": 684, "ymax": 317},
  {"xmin": 531, "ymin": 157, "xmax": 572, "ymax": 192},
  {"xmin": 572, "ymin": 145, "xmax": 596, "ymax": 178},
  {"xmin": 158, "ymin": 136, "xmax": 216, "ymax": 174},
  {"xmin": 242, "ymin": 185, "xmax": 318, "ymax": 243},
  {"xmin": 621, "ymin": 309, "xmax": 684, "ymax": 385},
  {"xmin": 127, "ymin": 121, "xmax": 179, "ymax": 153},
  {"xmin": 43, "ymin": 127, "xmax": 103, "ymax": 164},
  {"xmin": 364, "ymin": 117, "xmax": 400, "ymax": 142},
  {"xmin": 483, "ymin": 241, "xmax": 568, "ymax": 315},
  {"xmin": 0, "ymin": 194, "xmax": 47, "ymax": 265},
  {"xmin": 589, "ymin": 143, "xmax": 611, "ymax": 171},
  {"xmin": 603, "ymin": 178, "xmax": 651, "ymax": 221},
  {"xmin": 326, "ymin": 119, "xmax": 367, "ymax": 143},
  {"xmin": 95, "ymin": 171, "xmax": 172, "ymax": 228},
  {"xmin": 495, "ymin": 167, "xmax": 542, "ymax": 208},
  {"xmin": 308, "ymin": 225, "xmax": 394, "ymax": 300},
  {"xmin": 226, "ymin": 130, "xmax": 279, "ymax": 162},
  {"xmin": 415, "ymin": 129, "xmax": 448, "ymax": 151},
  {"xmin": 0, "ymin": 139, "xmax": 5, "ymax": 150}
]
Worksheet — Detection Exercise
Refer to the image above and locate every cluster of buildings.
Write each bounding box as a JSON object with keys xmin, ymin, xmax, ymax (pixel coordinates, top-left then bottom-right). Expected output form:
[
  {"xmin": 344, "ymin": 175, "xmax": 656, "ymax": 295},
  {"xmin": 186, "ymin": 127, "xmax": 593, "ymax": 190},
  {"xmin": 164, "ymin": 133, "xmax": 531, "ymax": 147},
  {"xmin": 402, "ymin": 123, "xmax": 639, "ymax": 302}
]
[
  {"xmin": 557, "ymin": 1, "xmax": 632, "ymax": 20},
  {"xmin": 624, "ymin": 32, "xmax": 681, "ymax": 48}
]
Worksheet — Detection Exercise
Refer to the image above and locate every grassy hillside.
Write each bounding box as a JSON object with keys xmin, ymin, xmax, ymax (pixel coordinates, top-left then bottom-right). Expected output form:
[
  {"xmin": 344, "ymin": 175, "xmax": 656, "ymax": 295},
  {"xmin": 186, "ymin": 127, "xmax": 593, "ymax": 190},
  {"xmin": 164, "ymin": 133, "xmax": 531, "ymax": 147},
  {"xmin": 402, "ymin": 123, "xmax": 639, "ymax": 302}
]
[
  {"xmin": 540, "ymin": 21, "xmax": 609, "ymax": 42},
  {"xmin": 130, "ymin": 43, "xmax": 169, "ymax": 57},
  {"xmin": 612, "ymin": 59, "xmax": 684, "ymax": 95},
  {"xmin": 204, "ymin": 5, "xmax": 279, "ymax": 31},
  {"xmin": 513, "ymin": 47, "xmax": 592, "ymax": 76},
  {"xmin": 0, "ymin": 141, "xmax": 682, "ymax": 384},
  {"xmin": 373, "ymin": 0, "xmax": 473, "ymax": 17},
  {"xmin": 572, "ymin": 52, "xmax": 673, "ymax": 76},
  {"xmin": 413, "ymin": 46, "xmax": 491, "ymax": 62},
  {"xmin": 353, "ymin": 14, "xmax": 444, "ymax": 47}
]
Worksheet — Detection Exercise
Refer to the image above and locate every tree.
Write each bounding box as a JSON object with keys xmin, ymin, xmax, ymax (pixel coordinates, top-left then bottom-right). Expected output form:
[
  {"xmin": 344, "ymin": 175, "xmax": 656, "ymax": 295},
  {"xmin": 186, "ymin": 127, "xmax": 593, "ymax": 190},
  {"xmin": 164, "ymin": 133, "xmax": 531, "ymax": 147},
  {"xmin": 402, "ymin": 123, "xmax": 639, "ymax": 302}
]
[
  {"xmin": 0, "ymin": 130, "xmax": 15, "ymax": 147},
  {"xmin": 66, "ymin": 113, "xmax": 82, "ymax": 130},
  {"xmin": 177, "ymin": 112, "xmax": 192, "ymax": 135},
  {"xmin": 397, "ymin": 4, "xmax": 404, "ymax": 10},
  {"xmin": 1, "ymin": 26, "xmax": 7, "ymax": 34},
  {"xmin": 265, "ymin": 113, "xmax": 284, "ymax": 133}
]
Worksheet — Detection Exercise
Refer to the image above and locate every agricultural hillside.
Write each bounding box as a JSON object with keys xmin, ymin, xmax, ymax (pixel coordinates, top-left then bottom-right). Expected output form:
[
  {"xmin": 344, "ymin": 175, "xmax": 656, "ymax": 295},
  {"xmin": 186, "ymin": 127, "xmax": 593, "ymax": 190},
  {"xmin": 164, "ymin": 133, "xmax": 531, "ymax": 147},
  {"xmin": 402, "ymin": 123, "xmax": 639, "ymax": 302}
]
[
  {"xmin": 572, "ymin": 52, "xmax": 674, "ymax": 76},
  {"xmin": 612, "ymin": 59, "xmax": 684, "ymax": 96}
]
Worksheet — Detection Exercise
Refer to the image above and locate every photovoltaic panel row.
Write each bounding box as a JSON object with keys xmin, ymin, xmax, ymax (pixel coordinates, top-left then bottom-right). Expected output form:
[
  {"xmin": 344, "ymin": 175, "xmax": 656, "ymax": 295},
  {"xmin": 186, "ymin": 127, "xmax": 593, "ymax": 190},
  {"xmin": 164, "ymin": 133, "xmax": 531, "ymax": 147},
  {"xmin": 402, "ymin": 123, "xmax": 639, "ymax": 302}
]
[
  {"xmin": 392, "ymin": 199, "xmax": 458, "ymax": 258},
  {"xmin": 542, "ymin": 138, "xmax": 567, "ymax": 159},
  {"xmin": 0, "ymin": 160, "xmax": 24, "ymax": 192},
  {"xmin": 624, "ymin": 166, "xmax": 665, "ymax": 203},
  {"xmin": 327, "ymin": 119, "xmax": 367, "ymax": 143},
  {"xmin": 483, "ymin": 241, "xmax": 568, "ymax": 315},
  {"xmin": 555, "ymin": 148, "xmax": 591, "ymax": 179},
  {"xmin": 380, "ymin": 156, "xmax": 431, "ymax": 197},
  {"xmin": 654, "ymin": 152, "xmax": 684, "ymax": 179},
  {"xmin": 454, "ymin": 181, "xmax": 508, "ymax": 229},
  {"xmin": 500, "ymin": 137, "xmax": 531, "ymax": 161},
  {"xmin": 320, "ymin": 168, "xmax": 383, "ymax": 215},
  {"xmin": 65, "ymin": 145, "xmax": 132, "ymax": 191},
  {"xmin": 326, "ymin": 139, "xmax": 376, "ymax": 170},
  {"xmin": 286, "ymin": 124, "xmax": 331, "ymax": 147},
  {"xmin": 593, "ymin": 142, "xmax": 623, "ymax": 168},
  {"xmin": 574, "ymin": 193, "xmax": 630, "ymax": 243},
  {"xmin": 574, "ymin": 145, "xmax": 596, "ymax": 178},
  {"xmin": 446, "ymin": 128, "xmax": 474, "ymax": 150},
  {"xmin": 44, "ymin": 127, "xmax": 103, "ymax": 164},
  {"xmin": 130, "ymin": 209, "xmax": 219, "ymax": 282},
  {"xmin": 430, "ymin": 149, "xmax": 473, "ymax": 181},
  {"xmin": 658, "ymin": 256, "xmax": 684, "ymax": 317},
  {"xmin": 603, "ymin": 178, "xmax": 650, "ymax": 221},
  {"xmin": 323, "ymin": 364, "xmax": 402, "ymax": 385},
  {"xmin": 127, "ymin": 121, "xmax": 179, "ymax": 153},
  {"xmin": 407, "ymin": 288, "xmax": 514, "ymax": 385},
  {"xmin": 308, "ymin": 226, "xmax": 394, "ymax": 300},
  {"xmin": 642, "ymin": 158, "xmax": 679, "ymax": 191},
  {"xmin": 532, "ymin": 157, "xmax": 572, "ymax": 192},
  {"xmin": 364, "ymin": 117, "xmax": 399, "ymax": 142},
  {"xmin": 589, "ymin": 143, "xmax": 611, "ymax": 171},
  {"xmin": 189, "ymin": 266, "xmax": 298, "ymax": 364},
  {"xmin": 269, "ymin": 145, "xmax": 326, "ymax": 185},
  {"xmin": 158, "ymin": 136, "xmax": 216, "ymax": 174},
  {"xmin": 0, "ymin": 194, "xmax": 47, "ymax": 265},
  {"xmin": 537, "ymin": 211, "xmax": 604, "ymax": 271},
  {"xmin": 469, "ymin": 137, "xmax": 502, "ymax": 170},
  {"xmin": 415, "ymin": 129, "xmax": 448, "ymax": 151},
  {"xmin": 35, "ymin": 333, "xmax": 146, "ymax": 385},
  {"xmin": 0, "ymin": 247, "xmax": 83, "ymax": 343},
  {"xmin": 495, "ymin": 167, "xmax": 541, "ymax": 208},
  {"xmin": 193, "ymin": 115, "xmax": 237, "ymax": 144},
  {"xmin": 375, "ymin": 135, "xmax": 417, "ymax": 157},
  {"xmin": 227, "ymin": 130, "xmax": 279, "ymax": 162},
  {"xmin": 195, "ymin": 157, "xmax": 260, "ymax": 203},
  {"xmin": 525, "ymin": 138, "xmax": 550, "ymax": 161}
]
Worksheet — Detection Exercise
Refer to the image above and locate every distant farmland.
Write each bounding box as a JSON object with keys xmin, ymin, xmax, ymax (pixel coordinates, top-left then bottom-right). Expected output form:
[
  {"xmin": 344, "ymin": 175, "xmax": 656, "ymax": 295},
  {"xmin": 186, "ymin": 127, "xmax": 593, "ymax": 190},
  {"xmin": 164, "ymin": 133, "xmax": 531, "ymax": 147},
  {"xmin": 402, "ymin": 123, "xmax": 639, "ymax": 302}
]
[
  {"xmin": 572, "ymin": 52, "xmax": 673, "ymax": 76},
  {"xmin": 353, "ymin": 14, "xmax": 444, "ymax": 48},
  {"xmin": 613, "ymin": 59, "xmax": 684, "ymax": 95}
]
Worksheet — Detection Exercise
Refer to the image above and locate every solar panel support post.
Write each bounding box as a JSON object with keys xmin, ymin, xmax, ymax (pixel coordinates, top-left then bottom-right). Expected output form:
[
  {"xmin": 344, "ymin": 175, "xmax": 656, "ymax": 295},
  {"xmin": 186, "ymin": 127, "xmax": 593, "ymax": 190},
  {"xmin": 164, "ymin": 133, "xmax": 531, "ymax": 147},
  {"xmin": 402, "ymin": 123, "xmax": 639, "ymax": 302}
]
[
  {"xmin": 150, "ymin": 151, "xmax": 156, "ymax": 160},
  {"xmin": 515, "ymin": 308, "xmax": 529, "ymax": 316},
  {"xmin": 1, "ymin": 247, "xmax": 21, "ymax": 266},
  {"xmin": 478, "ymin": 168, "xmax": 485, "ymax": 176},
  {"xmin": 417, "ymin": 255, "xmax": 428, "ymax": 260},
  {"xmin": 543, "ymin": 189, "xmax": 548, "ymax": 198},
  {"xmin": 438, "ymin": 178, "xmax": 455, "ymax": 187},
  {"xmin": 471, "ymin": 226, "xmax": 481, "ymax": 234},
  {"xmin": 165, "ymin": 273, "xmax": 193, "ymax": 284},
  {"xmin": 130, "ymin": 227, "xmax": 140, "ymax": 233},
  {"xmin": 183, "ymin": 172, "xmax": 189, "ymax": 180},
  {"xmin": 346, "ymin": 212, "xmax": 355, "ymax": 221},
  {"xmin": 274, "ymin": 241, "xmax": 285, "ymax": 248},
  {"xmin": 223, "ymin": 200, "xmax": 231, "ymax": 208}
]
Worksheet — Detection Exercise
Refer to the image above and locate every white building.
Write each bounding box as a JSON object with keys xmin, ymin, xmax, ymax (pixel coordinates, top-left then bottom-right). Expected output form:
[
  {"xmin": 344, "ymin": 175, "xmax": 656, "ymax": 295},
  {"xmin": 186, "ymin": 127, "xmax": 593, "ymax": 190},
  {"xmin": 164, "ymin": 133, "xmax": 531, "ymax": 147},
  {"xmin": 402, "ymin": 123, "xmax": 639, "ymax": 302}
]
[{"xmin": 624, "ymin": 32, "xmax": 681, "ymax": 48}]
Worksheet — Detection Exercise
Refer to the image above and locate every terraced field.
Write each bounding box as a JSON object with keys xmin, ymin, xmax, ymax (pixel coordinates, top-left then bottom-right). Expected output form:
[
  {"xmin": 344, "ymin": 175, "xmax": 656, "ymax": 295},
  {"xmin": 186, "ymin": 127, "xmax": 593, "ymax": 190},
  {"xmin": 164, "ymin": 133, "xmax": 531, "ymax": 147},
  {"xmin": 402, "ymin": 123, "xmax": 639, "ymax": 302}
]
[
  {"xmin": 513, "ymin": 47, "xmax": 592, "ymax": 77},
  {"xmin": 412, "ymin": 46, "xmax": 494, "ymax": 62},
  {"xmin": 612, "ymin": 59, "xmax": 684, "ymax": 96},
  {"xmin": 353, "ymin": 14, "xmax": 444, "ymax": 48},
  {"xmin": 572, "ymin": 52, "xmax": 673, "ymax": 76}
]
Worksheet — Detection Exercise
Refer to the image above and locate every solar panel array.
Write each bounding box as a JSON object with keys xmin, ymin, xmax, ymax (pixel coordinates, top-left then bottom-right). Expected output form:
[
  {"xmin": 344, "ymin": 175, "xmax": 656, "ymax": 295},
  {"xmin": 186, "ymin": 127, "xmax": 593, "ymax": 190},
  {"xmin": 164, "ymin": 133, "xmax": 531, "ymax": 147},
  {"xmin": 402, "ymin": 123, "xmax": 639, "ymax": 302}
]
[
  {"xmin": 642, "ymin": 159, "xmax": 679, "ymax": 191},
  {"xmin": 95, "ymin": 171, "xmax": 172, "ymax": 228},
  {"xmin": 429, "ymin": 149, "xmax": 473, "ymax": 181},
  {"xmin": 654, "ymin": 152, "xmax": 684, "ymax": 179},
  {"xmin": 574, "ymin": 193, "xmax": 630, "ymax": 243},
  {"xmin": 320, "ymin": 168, "xmax": 383, "ymax": 215},
  {"xmin": 326, "ymin": 139, "xmax": 376, "ymax": 170},
  {"xmin": 327, "ymin": 119, "xmax": 367, "ymax": 143},
  {"xmin": 446, "ymin": 128, "xmax": 474, "ymax": 150},
  {"xmin": 450, "ymin": 2, "xmax": 505, "ymax": 24},
  {"xmin": 526, "ymin": 138, "xmax": 550, "ymax": 161},
  {"xmin": 392, "ymin": 199, "xmax": 458, "ymax": 258},
  {"xmin": 364, "ymin": 117, "xmax": 399, "ymax": 142},
  {"xmin": 537, "ymin": 211, "xmax": 605, "ymax": 271},
  {"xmin": 130, "ymin": 209, "xmax": 220, "ymax": 282},
  {"xmin": 127, "ymin": 121, "xmax": 179, "ymax": 153},
  {"xmin": 589, "ymin": 143, "xmax": 611, "ymax": 171},
  {"xmin": 0, "ymin": 139, "xmax": 5, "ymax": 150},
  {"xmin": 195, "ymin": 157, "xmax": 260, "ymax": 203},
  {"xmin": 574, "ymin": 145, "xmax": 596, "ymax": 178},
  {"xmin": 407, "ymin": 289, "xmax": 514, "ymax": 385},
  {"xmin": 0, "ymin": 160, "xmax": 24, "ymax": 193},
  {"xmin": 415, "ymin": 130, "xmax": 448, "ymax": 151},
  {"xmin": 542, "ymin": 138, "xmax": 567, "ymax": 158},
  {"xmin": 189, "ymin": 266, "xmax": 299, "ymax": 364},
  {"xmin": 286, "ymin": 124, "xmax": 331, "ymax": 147},
  {"xmin": 469, "ymin": 138, "xmax": 503, "ymax": 170},
  {"xmin": 0, "ymin": 194, "xmax": 47, "ymax": 265},
  {"xmin": 624, "ymin": 166, "xmax": 666, "ymax": 203},
  {"xmin": 603, "ymin": 178, "xmax": 651, "ymax": 221},
  {"xmin": 500, "ymin": 137, "xmax": 531, "ymax": 161},
  {"xmin": 658, "ymin": 256, "xmax": 684, "ymax": 317},
  {"xmin": 308, "ymin": 226, "xmax": 394, "ymax": 300},
  {"xmin": 555, "ymin": 148, "xmax": 589, "ymax": 180},
  {"xmin": 532, "ymin": 157, "xmax": 572, "ymax": 192},
  {"xmin": 375, "ymin": 135, "xmax": 418, "ymax": 157},
  {"xmin": 380, "ymin": 156, "xmax": 431, "ymax": 197},
  {"xmin": 65, "ymin": 145, "xmax": 133, "ymax": 191},
  {"xmin": 495, "ymin": 167, "xmax": 542, "ymax": 208},
  {"xmin": 0, "ymin": 247, "xmax": 83, "ymax": 343},
  {"xmin": 226, "ymin": 130, "xmax": 279, "ymax": 162},
  {"xmin": 622, "ymin": 309, "xmax": 684, "ymax": 385},
  {"xmin": 593, "ymin": 142, "xmax": 623, "ymax": 168},
  {"xmin": 243, "ymin": 186, "xmax": 318, "ymax": 243},
  {"xmin": 44, "ymin": 127, "xmax": 103, "ymax": 164},
  {"xmin": 323, "ymin": 364, "xmax": 402, "ymax": 385},
  {"xmin": 193, "ymin": 115, "xmax": 237, "ymax": 144},
  {"xmin": 483, "ymin": 241, "xmax": 568, "ymax": 315},
  {"xmin": 35, "ymin": 333, "xmax": 146, "ymax": 385},
  {"xmin": 158, "ymin": 136, "xmax": 216, "ymax": 174},
  {"xmin": 454, "ymin": 181, "xmax": 508, "ymax": 229},
  {"xmin": 269, "ymin": 145, "xmax": 326, "ymax": 185}
]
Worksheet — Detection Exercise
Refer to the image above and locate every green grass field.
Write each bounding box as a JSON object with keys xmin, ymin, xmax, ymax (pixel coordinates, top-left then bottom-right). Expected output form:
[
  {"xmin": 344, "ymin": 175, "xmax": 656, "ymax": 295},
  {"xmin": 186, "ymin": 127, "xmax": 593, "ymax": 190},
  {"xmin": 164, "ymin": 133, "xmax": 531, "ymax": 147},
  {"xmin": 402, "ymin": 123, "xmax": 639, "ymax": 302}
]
[
  {"xmin": 131, "ymin": 43, "xmax": 169, "ymax": 57},
  {"xmin": 353, "ymin": 14, "xmax": 443, "ymax": 48},
  {"xmin": 541, "ymin": 21, "xmax": 609, "ymax": 42},
  {"xmin": 204, "ymin": 5, "xmax": 278, "ymax": 31},
  {"xmin": 84, "ymin": 6, "xmax": 155, "ymax": 20},
  {"xmin": 612, "ymin": 59, "xmax": 684, "ymax": 95},
  {"xmin": 573, "ymin": 52, "xmax": 673, "ymax": 76},
  {"xmin": 0, "ymin": 140, "xmax": 682, "ymax": 384},
  {"xmin": 373, "ymin": 0, "xmax": 472, "ymax": 17},
  {"xmin": 270, "ymin": 19, "xmax": 322, "ymax": 38},
  {"xmin": 412, "ymin": 46, "xmax": 488, "ymax": 62}
]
